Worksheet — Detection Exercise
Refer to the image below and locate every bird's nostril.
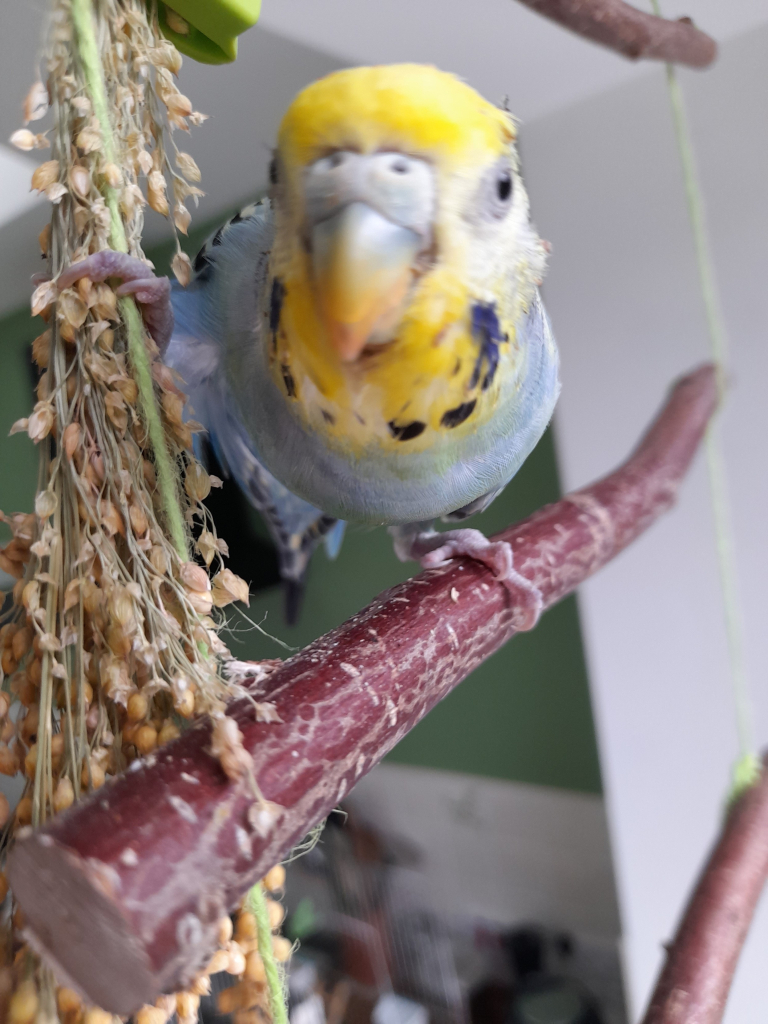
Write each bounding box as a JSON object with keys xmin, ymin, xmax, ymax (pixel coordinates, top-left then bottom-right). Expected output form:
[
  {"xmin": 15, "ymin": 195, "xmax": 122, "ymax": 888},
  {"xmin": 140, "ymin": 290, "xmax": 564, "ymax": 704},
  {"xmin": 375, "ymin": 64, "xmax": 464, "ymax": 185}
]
[
  {"xmin": 330, "ymin": 152, "xmax": 345, "ymax": 168},
  {"xmin": 391, "ymin": 159, "xmax": 409, "ymax": 174}
]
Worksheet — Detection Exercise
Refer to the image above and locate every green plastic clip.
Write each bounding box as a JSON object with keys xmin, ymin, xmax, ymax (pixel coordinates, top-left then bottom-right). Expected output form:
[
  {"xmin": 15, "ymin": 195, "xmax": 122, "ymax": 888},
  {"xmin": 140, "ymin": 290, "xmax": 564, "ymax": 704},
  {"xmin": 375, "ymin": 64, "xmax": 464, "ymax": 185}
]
[{"xmin": 157, "ymin": 0, "xmax": 261, "ymax": 64}]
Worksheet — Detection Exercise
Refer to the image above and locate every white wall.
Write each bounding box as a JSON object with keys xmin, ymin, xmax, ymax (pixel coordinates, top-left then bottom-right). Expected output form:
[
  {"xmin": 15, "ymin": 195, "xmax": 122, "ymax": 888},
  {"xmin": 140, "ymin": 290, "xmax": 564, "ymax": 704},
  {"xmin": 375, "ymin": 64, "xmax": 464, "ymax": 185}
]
[{"xmin": 523, "ymin": 24, "xmax": 768, "ymax": 1021}]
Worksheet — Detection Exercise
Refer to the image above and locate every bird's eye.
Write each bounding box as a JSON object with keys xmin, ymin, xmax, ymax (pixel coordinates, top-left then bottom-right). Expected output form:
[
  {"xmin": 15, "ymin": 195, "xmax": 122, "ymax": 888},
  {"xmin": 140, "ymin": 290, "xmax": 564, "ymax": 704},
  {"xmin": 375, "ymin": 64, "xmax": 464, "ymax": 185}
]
[{"xmin": 496, "ymin": 170, "xmax": 512, "ymax": 203}]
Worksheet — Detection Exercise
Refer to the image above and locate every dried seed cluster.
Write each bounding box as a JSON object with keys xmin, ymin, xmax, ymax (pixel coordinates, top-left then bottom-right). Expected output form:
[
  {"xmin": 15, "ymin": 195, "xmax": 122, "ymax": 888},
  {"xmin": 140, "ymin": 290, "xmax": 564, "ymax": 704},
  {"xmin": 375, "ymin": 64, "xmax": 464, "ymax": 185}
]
[
  {"xmin": 132, "ymin": 866, "xmax": 289, "ymax": 1024},
  {"xmin": 0, "ymin": 0, "xmax": 288, "ymax": 1020}
]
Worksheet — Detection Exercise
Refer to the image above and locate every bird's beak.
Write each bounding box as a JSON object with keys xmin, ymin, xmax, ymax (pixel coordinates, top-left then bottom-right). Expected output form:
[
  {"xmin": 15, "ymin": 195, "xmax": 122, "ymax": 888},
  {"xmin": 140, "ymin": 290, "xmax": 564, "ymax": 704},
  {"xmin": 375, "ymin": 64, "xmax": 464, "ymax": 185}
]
[{"xmin": 311, "ymin": 202, "xmax": 421, "ymax": 362}]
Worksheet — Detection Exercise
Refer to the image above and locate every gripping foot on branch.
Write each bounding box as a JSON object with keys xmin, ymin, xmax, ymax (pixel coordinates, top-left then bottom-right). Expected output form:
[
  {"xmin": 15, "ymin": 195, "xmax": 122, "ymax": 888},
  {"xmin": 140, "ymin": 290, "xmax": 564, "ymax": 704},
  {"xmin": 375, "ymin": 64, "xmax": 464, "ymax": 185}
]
[
  {"xmin": 58, "ymin": 251, "xmax": 174, "ymax": 354},
  {"xmin": 390, "ymin": 525, "xmax": 543, "ymax": 631}
]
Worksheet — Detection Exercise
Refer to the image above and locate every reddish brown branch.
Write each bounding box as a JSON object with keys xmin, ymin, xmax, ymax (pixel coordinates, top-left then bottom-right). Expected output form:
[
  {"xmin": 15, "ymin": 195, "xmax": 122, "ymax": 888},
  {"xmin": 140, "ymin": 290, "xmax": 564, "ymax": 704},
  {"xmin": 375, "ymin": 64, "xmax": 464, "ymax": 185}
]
[
  {"xmin": 515, "ymin": 0, "xmax": 717, "ymax": 67},
  {"xmin": 642, "ymin": 753, "xmax": 768, "ymax": 1024},
  {"xmin": 8, "ymin": 365, "xmax": 717, "ymax": 1015}
]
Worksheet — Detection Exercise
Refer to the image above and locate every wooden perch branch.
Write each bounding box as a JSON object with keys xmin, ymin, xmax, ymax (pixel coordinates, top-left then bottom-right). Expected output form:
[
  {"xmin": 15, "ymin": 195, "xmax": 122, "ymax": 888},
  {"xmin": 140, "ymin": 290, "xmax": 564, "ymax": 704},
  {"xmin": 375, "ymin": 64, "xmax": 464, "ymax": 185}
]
[
  {"xmin": 642, "ymin": 752, "xmax": 768, "ymax": 1024},
  {"xmin": 8, "ymin": 365, "xmax": 717, "ymax": 1015},
  {"xmin": 515, "ymin": 0, "xmax": 717, "ymax": 67}
]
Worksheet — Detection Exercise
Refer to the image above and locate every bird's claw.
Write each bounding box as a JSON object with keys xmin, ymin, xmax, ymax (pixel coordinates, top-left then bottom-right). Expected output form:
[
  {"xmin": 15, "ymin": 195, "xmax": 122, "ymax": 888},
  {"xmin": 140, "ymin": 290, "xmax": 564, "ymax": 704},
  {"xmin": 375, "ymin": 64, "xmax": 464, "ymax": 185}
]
[
  {"xmin": 57, "ymin": 250, "xmax": 174, "ymax": 354},
  {"xmin": 394, "ymin": 526, "xmax": 542, "ymax": 631}
]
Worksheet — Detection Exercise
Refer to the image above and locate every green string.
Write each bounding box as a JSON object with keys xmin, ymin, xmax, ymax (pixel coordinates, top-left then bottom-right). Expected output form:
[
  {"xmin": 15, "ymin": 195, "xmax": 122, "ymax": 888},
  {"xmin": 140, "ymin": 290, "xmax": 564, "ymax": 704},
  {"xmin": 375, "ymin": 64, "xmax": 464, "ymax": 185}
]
[
  {"xmin": 248, "ymin": 882, "xmax": 289, "ymax": 1024},
  {"xmin": 70, "ymin": 0, "xmax": 188, "ymax": 560},
  {"xmin": 650, "ymin": 1, "xmax": 759, "ymax": 799}
]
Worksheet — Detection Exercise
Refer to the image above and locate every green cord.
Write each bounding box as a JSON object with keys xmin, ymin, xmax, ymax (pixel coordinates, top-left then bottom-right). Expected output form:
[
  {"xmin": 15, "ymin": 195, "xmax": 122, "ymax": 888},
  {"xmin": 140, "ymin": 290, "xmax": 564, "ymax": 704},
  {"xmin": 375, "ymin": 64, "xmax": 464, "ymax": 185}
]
[
  {"xmin": 71, "ymin": 0, "xmax": 188, "ymax": 560},
  {"xmin": 248, "ymin": 883, "xmax": 289, "ymax": 1024},
  {"xmin": 650, "ymin": 1, "xmax": 759, "ymax": 797}
]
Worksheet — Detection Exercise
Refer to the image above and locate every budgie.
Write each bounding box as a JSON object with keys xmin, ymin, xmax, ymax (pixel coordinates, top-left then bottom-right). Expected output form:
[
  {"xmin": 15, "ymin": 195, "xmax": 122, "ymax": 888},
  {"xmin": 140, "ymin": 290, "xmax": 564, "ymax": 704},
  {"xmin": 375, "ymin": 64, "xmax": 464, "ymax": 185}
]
[{"xmin": 58, "ymin": 64, "xmax": 560, "ymax": 626}]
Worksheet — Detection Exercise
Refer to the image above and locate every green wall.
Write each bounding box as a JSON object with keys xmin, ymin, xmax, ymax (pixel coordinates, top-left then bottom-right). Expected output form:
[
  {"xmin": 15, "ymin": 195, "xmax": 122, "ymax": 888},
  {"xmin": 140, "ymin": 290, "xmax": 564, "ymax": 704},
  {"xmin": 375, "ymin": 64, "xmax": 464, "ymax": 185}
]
[{"xmin": 0, "ymin": 220, "xmax": 602, "ymax": 795}]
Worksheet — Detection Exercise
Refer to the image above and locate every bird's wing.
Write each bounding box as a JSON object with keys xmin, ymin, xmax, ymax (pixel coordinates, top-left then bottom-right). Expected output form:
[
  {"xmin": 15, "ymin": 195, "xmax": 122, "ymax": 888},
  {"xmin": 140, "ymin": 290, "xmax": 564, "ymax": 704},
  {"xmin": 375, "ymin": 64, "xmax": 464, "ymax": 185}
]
[{"xmin": 165, "ymin": 201, "xmax": 344, "ymax": 619}]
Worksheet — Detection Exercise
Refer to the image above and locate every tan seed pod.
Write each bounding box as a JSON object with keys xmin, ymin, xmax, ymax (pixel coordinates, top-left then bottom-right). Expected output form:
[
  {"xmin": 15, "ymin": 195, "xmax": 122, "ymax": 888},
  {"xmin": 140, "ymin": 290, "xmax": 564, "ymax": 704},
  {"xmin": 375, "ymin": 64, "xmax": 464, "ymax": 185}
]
[
  {"xmin": 175, "ymin": 152, "xmax": 201, "ymax": 183},
  {"xmin": 207, "ymin": 949, "xmax": 230, "ymax": 976},
  {"xmin": 63, "ymin": 421, "xmax": 82, "ymax": 460},
  {"xmin": 91, "ymin": 282, "xmax": 117, "ymax": 320},
  {"xmin": 30, "ymin": 278, "xmax": 56, "ymax": 317},
  {"xmin": 54, "ymin": 776, "xmax": 75, "ymax": 813},
  {"xmin": 127, "ymin": 692, "xmax": 149, "ymax": 722},
  {"xmin": 262, "ymin": 864, "xmax": 286, "ymax": 892},
  {"xmin": 130, "ymin": 502, "xmax": 149, "ymax": 536},
  {"xmin": 135, "ymin": 724, "xmax": 158, "ymax": 755},
  {"xmin": 226, "ymin": 943, "xmax": 247, "ymax": 976},
  {"xmin": 103, "ymin": 162, "xmax": 123, "ymax": 187},
  {"xmin": 174, "ymin": 202, "xmax": 191, "ymax": 234},
  {"xmin": 179, "ymin": 562, "xmax": 210, "ymax": 593},
  {"xmin": 172, "ymin": 251, "xmax": 192, "ymax": 287},
  {"xmin": 31, "ymin": 329, "xmax": 51, "ymax": 369},
  {"xmin": 99, "ymin": 500, "xmax": 125, "ymax": 537},
  {"xmin": 8, "ymin": 980, "xmax": 38, "ymax": 1024},
  {"xmin": 176, "ymin": 992, "xmax": 200, "ymax": 1023},
  {"xmin": 0, "ymin": 870, "xmax": 8, "ymax": 903},
  {"xmin": 174, "ymin": 686, "xmax": 196, "ymax": 719},
  {"xmin": 34, "ymin": 485, "xmax": 57, "ymax": 517},
  {"xmin": 23, "ymin": 80, "xmax": 48, "ymax": 123},
  {"xmin": 38, "ymin": 223, "xmax": 51, "ymax": 256},
  {"xmin": 83, "ymin": 1008, "xmax": 112, "ymax": 1024},
  {"xmin": 272, "ymin": 935, "xmax": 292, "ymax": 962},
  {"xmin": 189, "ymin": 974, "xmax": 211, "ymax": 997},
  {"xmin": 31, "ymin": 159, "xmax": 59, "ymax": 192},
  {"xmin": 59, "ymin": 287, "xmax": 89, "ymax": 329},
  {"xmin": 158, "ymin": 720, "xmax": 181, "ymax": 745},
  {"xmin": 0, "ymin": 692, "xmax": 10, "ymax": 719},
  {"xmin": 218, "ymin": 914, "xmax": 234, "ymax": 945},
  {"xmin": 184, "ymin": 463, "xmax": 211, "ymax": 502},
  {"xmin": 69, "ymin": 164, "xmax": 91, "ymax": 198},
  {"xmin": 148, "ymin": 170, "xmax": 169, "ymax": 216},
  {"xmin": 81, "ymin": 758, "xmax": 106, "ymax": 791},
  {"xmin": 235, "ymin": 912, "xmax": 257, "ymax": 942},
  {"xmin": 244, "ymin": 950, "xmax": 266, "ymax": 984},
  {"xmin": 149, "ymin": 545, "xmax": 168, "ymax": 576},
  {"xmin": 267, "ymin": 898, "xmax": 285, "ymax": 930},
  {"xmin": 56, "ymin": 988, "xmax": 82, "ymax": 1015},
  {"xmin": 9, "ymin": 129, "xmax": 37, "ymax": 151},
  {"xmin": 166, "ymin": 92, "xmax": 193, "ymax": 118},
  {"xmin": 135, "ymin": 1006, "xmax": 168, "ymax": 1024},
  {"xmin": 0, "ymin": 792, "xmax": 8, "ymax": 828},
  {"xmin": 76, "ymin": 122, "xmax": 102, "ymax": 154},
  {"xmin": 45, "ymin": 181, "xmax": 68, "ymax": 204},
  {"xmin": 113, "ymin": 376, "xmax": 139, "ymax": 404},
  {"xmin": 212, "ymin": 569, "xmax": 250, "ymax": 609},
  {"xmin": 24, "ymin": 743, "xmax": 38, "ymax": 778},
  {"xmin": 11, "ymin": 625, "xmax": 33, "ymax": 661},
  {"xmin": 15, "ymin": 795, "xmax": 33, "ymax": 826},
  {"xmin": 187, "ymin": 588, "xmax": 213, "ymax": 616}
]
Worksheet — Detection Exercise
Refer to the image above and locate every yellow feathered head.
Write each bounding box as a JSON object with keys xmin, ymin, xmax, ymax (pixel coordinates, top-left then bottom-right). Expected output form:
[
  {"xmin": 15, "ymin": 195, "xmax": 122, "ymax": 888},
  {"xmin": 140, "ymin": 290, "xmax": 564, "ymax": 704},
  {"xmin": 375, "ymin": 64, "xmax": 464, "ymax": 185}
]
[{"xmin": 267, "ymin": 64, "xmax": 547, "ymax": 454}]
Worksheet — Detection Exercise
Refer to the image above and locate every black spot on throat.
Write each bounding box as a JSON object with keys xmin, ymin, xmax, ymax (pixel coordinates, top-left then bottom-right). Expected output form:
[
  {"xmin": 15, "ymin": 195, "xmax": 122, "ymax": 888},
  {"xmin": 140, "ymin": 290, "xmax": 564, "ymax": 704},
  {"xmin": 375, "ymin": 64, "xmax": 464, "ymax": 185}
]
[
  {"xmin": 269, "ymin": 278, "xmax": 286, "ymax": 334},
  {"xmin": 388, "ymin": 420, "xmax": 426, "ymax": 442},
  {"xmin": 281, "ymin": 364, "xmax": 296, "ymax": 398},
  {"xmin": 441, "ymin": 400, "xmax": 477, "ymax": 429}
]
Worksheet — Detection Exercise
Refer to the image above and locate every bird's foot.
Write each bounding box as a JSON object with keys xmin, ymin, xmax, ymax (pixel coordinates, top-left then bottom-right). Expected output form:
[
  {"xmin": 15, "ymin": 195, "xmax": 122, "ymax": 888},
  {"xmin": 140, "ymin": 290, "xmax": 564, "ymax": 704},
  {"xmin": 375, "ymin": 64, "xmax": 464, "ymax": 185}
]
[
  {"xmin": 57, "ymin": 251, "xmax": 174, "ymax": 354},
  {"xmin": 391, "ymin": 526, "xmax": 542, "ymax": 631}
]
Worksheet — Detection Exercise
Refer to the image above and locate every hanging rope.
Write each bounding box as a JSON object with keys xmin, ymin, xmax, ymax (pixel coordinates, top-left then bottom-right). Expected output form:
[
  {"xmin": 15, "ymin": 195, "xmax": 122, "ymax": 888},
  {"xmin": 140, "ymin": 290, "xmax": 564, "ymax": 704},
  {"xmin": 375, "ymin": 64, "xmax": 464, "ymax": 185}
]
[{"xmin": 650, "ymin": 0, "xmax": 758, "ymax": 797}]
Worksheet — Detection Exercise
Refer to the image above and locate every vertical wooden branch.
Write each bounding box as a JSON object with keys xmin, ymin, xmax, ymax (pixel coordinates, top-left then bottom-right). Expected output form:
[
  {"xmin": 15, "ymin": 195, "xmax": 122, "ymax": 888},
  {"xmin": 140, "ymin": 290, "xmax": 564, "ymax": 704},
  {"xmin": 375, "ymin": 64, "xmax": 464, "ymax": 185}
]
[{"xmin": 641, "ymin": 753, "xmax": 768, "ymax": 1024}]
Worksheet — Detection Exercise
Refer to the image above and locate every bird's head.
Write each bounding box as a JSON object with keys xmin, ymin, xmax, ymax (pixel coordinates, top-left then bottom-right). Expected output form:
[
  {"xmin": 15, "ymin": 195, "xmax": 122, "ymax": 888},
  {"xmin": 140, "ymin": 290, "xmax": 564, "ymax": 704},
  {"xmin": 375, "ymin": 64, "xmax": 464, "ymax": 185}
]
[{"xmin": 267, "ymin": 64, "xmax": 547, "ymax": 454}]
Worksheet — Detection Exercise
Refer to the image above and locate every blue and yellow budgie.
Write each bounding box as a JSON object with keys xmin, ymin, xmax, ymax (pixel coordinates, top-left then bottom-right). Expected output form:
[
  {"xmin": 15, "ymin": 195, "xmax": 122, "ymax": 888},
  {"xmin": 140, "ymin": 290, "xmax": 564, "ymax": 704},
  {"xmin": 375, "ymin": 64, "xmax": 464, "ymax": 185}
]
[{"xmin": 59, "ymin": 65, "xmax": 560, "ymax": 624}]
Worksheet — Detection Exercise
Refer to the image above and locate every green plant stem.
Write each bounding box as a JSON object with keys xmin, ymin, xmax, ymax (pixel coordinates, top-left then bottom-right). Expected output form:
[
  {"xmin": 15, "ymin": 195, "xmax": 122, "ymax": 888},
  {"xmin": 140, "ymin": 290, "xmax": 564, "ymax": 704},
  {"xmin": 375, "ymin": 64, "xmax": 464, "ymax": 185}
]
[
  {"xmin": 650, "ymin": 1, "xmax": 757, "ymax": 794},
  {"xmin": 249, "ymin": 883, "xmax": 289, "ymax": 1024},
  {"xmin": 70, "ymin": 0, "xmax": 188, "ymax": 560}
]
